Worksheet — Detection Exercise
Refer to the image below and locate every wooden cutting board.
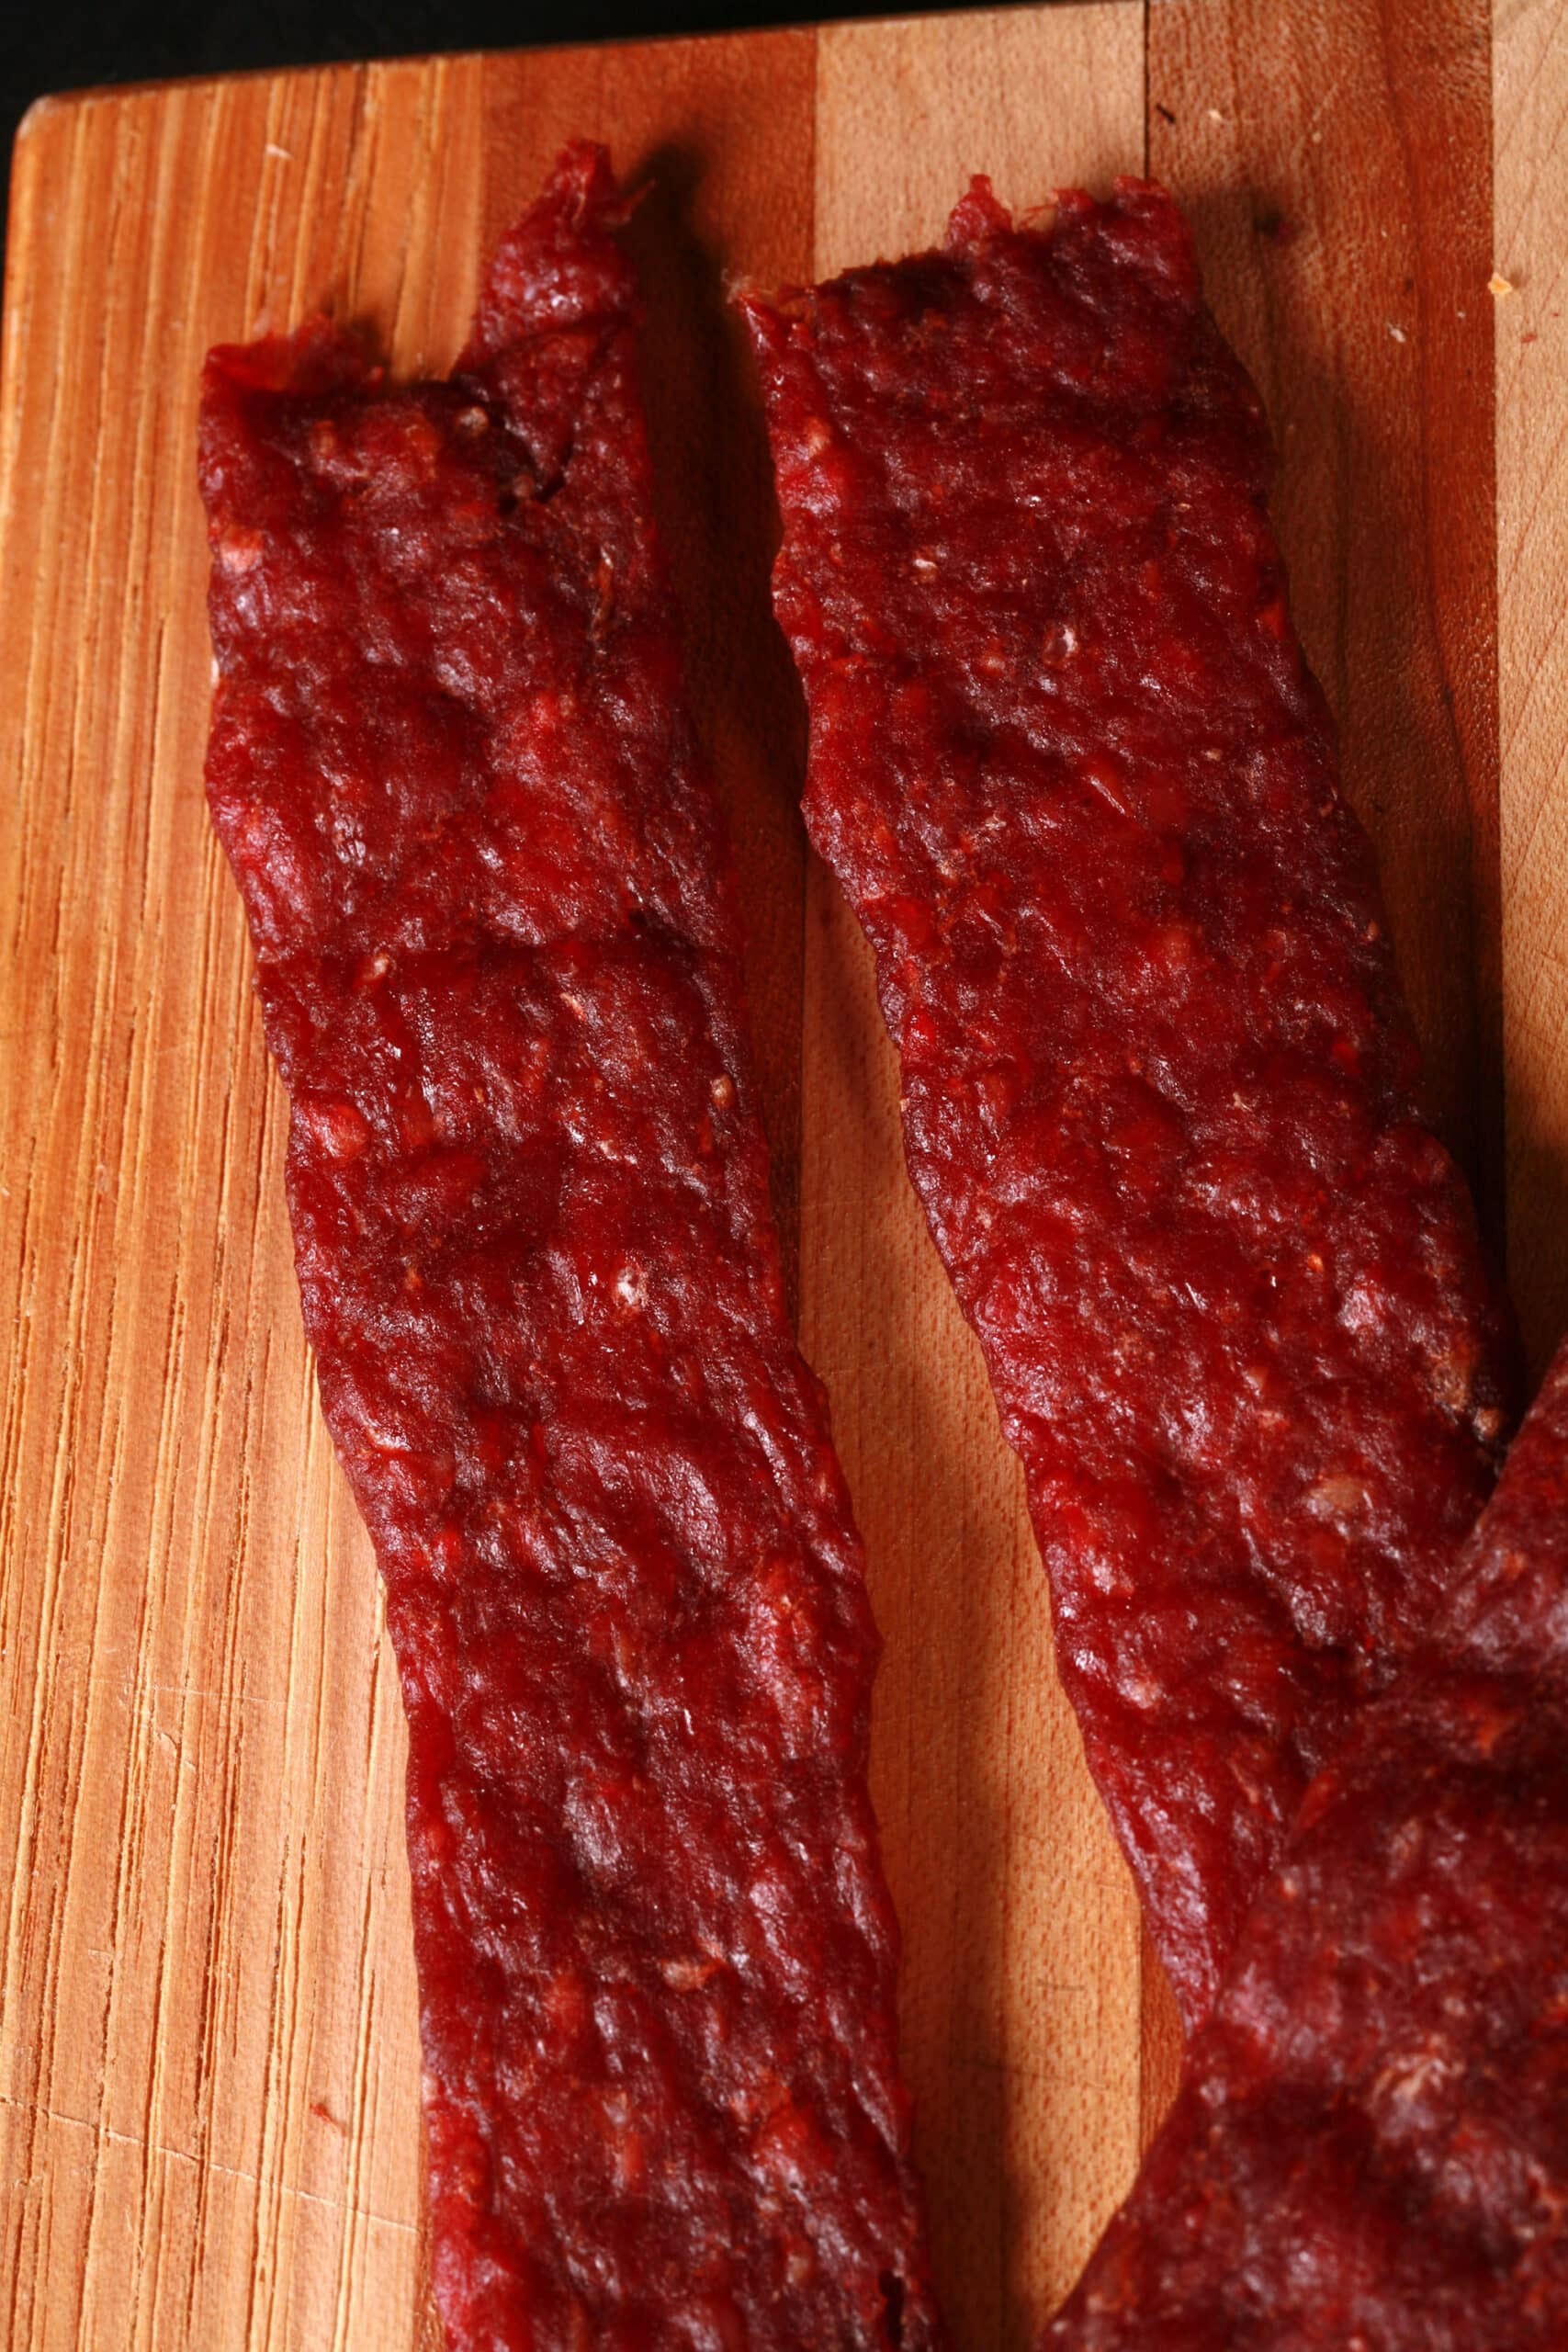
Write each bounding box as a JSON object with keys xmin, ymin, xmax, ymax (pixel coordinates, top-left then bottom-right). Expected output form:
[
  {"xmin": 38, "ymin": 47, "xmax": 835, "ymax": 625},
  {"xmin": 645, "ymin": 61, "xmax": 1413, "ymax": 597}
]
[{"xmin": 4, "ymin": 2, "xmax": 1566, "ymax": 2345}]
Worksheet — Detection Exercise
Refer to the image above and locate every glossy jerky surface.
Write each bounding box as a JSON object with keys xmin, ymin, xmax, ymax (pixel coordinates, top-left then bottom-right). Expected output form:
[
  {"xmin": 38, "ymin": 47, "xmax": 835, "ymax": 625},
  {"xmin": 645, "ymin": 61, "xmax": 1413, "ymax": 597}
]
[
  {"xmin": 1046, "ymin": 1341, "xmax": 1568, "ymax": 2351},
  {"xmin": 200, "ymin": 144, "xmax": 942, "ymax": 2352},
  {"xmin": 742, "ymin": 182, "xmax": 1516, "ymax": 2027}
]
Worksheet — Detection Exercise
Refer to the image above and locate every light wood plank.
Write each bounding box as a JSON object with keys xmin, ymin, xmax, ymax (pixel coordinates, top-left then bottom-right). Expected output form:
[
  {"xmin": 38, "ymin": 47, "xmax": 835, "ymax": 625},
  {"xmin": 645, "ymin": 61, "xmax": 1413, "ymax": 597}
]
[
  {"xmin": 807, "ymin": 12, "xmax": 1149, "ymax": 2343},
  {"xmin": 1496, "ymin": 0, "xmax": 1568, "ymax": 1372},
  {"xmin": 817, "ymin": 3, "xmax": 1145, "ymax": 263}
]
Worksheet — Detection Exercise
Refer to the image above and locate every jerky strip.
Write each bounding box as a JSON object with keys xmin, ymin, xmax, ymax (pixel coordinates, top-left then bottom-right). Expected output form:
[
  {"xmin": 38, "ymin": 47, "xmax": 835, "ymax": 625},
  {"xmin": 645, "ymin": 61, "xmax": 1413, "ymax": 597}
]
[
  {"xmin": 1046, "ymin": 1340, "xmax": 1568, "ymax": 2351},
  {"xmin": 201, "ymin": 144, "xmax": 942, "ymax": 2351},
  {"xmin": 741, "ymin": 181, "xmax": 1517, "ymax": 2028}
]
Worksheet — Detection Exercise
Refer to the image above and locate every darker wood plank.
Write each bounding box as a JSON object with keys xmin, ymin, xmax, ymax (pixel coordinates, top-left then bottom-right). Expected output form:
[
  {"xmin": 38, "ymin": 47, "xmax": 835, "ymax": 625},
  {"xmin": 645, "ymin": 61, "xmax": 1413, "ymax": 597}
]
[{"xmin": 1149, "ymin": 0, "xmax": 1502, "ymax": 1250}]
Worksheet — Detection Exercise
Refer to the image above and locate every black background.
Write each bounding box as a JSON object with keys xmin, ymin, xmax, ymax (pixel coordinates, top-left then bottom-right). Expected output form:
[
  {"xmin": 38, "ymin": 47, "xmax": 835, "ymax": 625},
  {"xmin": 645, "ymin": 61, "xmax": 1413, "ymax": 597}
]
[{"xmin": 4, "ymin": 0, "xmax": 958, "ymax": 253}]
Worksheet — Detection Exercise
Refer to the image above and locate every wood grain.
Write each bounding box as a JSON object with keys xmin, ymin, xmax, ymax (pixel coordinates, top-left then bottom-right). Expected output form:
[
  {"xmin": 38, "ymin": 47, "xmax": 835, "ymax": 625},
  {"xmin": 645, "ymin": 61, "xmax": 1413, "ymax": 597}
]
[
  {"xmin": 806, "ymin": 13, "xmax": 1149, "ymax": 2344},
  {"xmin": 0, "ymin": 6, "xmax": 1560, "ymax": 2347},
  {"xmin": 1496, "ymin": 0, "xmax": 1568, "ymax": 1371}
]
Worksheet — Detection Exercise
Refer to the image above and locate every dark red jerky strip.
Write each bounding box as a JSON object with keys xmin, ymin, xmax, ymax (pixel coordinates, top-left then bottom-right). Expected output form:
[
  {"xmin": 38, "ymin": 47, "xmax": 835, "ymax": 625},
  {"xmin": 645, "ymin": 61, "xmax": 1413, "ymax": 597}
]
[
  {"xmin": 200, "ymin": 144, "xmax": 942, "ymax": 2352},
  {"xmin": 1045, "ymin": 1342, "xmax": 1568, "ymax": 2352},
  {"xmin": 741, "ymin": 180, "xmax": 1517, "ymax": 2030}
]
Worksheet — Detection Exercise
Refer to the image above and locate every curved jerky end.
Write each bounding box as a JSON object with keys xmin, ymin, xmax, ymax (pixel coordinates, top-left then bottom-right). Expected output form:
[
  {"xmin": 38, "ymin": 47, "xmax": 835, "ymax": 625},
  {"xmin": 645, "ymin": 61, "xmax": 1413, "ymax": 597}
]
[
  {"xmin": 461, "ymin": 138, "xmax": 634, "ymax": 356},
  {"xmin": 741, "ymin": 178, "xmax": 1518, "ymax": 2029},
  {"xmin": 1045, "ymin": 1344, "xmax": 1568, "ymax": 2352},
  {"xmin": 458, "ymin": 139, "xmax": 637, "ymax": 501},
  {"xmin": 200, "ymin": 147, "xmax": 943, "ymax": 2352}
]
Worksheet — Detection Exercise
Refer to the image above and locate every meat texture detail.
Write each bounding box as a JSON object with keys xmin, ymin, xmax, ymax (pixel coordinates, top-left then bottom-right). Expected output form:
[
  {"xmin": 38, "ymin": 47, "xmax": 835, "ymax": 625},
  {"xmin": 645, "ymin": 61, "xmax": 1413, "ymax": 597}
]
[
  {"xmin": 201, "ymin": 142, "xmax": 942, "ymax": 2352},
  {"xmin": 742, "ymin": 180, "xmax": 1517, "ymax": 2027},
  {"xmin": 1045, "ymin": 1338, "xmax": 1568, "ymax": 2351}
]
